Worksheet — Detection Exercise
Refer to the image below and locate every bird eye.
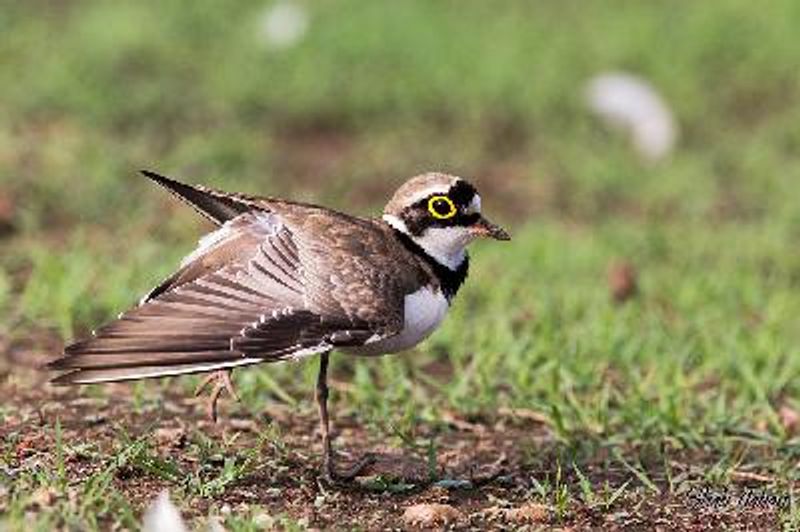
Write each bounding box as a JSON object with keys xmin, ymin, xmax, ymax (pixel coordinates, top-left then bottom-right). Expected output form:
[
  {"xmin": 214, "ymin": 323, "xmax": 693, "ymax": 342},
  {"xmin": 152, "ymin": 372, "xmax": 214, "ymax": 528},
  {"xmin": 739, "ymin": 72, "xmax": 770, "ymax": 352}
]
[{"xmin": 427, "ymin": 195, "xmax": 457, "ymax": 219}]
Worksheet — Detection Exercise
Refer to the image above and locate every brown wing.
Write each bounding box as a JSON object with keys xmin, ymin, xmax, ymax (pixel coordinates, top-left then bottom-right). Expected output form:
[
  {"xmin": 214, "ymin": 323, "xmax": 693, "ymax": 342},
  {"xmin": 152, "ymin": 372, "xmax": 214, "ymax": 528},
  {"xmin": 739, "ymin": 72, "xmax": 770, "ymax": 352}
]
[
  {"xmin": 49, "ymin": 211, "xmax": 388, "ymax": 384},
  {"xmin": 286, "ymin": 210, "xmax": 427, "ymax": 331},
  {"xmin": 138, "ymin": 169, "xmax": 423, "ymax": 329},
  {"xmin": 141, "ymin": 170, "xmax": 263, "ymax": 226}
]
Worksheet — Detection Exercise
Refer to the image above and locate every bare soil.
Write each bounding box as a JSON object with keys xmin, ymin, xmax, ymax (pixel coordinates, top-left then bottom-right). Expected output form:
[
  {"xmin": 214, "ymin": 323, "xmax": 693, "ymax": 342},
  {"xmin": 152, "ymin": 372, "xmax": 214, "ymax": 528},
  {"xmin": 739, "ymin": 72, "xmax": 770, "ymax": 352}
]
[{"xmin": 0, "ymin": 347, "xmax": 787, "ymax": 531}]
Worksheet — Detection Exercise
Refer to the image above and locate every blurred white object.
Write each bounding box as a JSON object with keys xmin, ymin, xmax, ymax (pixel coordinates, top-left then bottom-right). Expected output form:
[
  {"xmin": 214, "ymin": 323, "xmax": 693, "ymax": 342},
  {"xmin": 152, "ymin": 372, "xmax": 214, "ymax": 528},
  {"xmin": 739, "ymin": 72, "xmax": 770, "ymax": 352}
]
[
  {"xmin": 143, "ymin": 491, "xmax": 188, "ymax": 532},
  {"xmin": 258, "ymin": 2, "xmax": 309, "ymax": 49},
  {"xmin": 585, "ymin": 72, "xmax": 678, "ymax": 162}
]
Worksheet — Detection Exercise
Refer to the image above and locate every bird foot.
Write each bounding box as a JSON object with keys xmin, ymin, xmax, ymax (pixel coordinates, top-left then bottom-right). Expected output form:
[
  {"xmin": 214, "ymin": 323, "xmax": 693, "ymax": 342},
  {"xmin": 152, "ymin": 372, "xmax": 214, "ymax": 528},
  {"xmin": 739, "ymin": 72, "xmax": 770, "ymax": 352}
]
[
  {"xmin": 322, "ymin": 452, "xmax": 376, "ymax": 484},
  {"xmin": 194, "ymin": 369, "xmax": 239, "ymax": 423}
]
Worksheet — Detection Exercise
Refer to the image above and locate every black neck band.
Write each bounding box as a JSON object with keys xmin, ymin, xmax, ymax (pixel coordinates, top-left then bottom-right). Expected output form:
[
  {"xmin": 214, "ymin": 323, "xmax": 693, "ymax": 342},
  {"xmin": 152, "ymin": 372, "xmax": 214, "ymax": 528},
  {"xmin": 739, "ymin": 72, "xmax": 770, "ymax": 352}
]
[{"xmin": 391, "ymin": 228, "xmax": 469, "ymax": 300}]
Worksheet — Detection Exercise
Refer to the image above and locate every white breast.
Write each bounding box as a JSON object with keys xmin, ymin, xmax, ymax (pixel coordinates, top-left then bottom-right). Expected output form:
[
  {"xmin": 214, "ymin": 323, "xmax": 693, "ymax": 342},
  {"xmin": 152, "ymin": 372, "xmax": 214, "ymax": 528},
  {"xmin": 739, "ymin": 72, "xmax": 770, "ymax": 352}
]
[{"xmin": 345, "ymin": 287, "xmax": 450, "ymax": 356}]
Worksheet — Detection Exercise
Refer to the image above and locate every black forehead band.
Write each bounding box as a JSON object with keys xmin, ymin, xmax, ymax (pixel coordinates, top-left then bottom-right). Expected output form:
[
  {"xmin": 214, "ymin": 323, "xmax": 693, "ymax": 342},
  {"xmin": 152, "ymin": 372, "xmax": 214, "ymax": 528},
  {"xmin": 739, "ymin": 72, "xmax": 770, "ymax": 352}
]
[{"xmin": 448, "ymin": 180, "xmax": 477, "ymax": 205}]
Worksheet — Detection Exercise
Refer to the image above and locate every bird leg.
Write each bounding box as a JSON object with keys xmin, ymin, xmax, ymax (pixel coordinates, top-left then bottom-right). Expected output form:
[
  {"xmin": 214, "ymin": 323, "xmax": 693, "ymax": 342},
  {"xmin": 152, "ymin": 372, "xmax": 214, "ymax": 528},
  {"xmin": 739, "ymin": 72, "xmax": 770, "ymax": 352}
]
[
  {"xmin": 194, "ymin": 369, "xmax": 240, "ymax": 423},
  {"xmin": 316, "ymin": 352, "xmax": 374, "ymax": 482}
]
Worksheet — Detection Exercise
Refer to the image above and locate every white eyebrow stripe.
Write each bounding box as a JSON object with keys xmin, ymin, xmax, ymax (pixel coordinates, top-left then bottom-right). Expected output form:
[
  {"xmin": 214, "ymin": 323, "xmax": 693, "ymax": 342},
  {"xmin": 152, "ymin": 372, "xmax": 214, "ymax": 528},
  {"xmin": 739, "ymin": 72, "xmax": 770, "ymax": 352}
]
[
  {"xmin": 403, "ymin": 185, "xmax": 452, "ymax": 206},
  {"xmin": 466, "ymin": 194, "xmax": 481, "ymax": 214}
]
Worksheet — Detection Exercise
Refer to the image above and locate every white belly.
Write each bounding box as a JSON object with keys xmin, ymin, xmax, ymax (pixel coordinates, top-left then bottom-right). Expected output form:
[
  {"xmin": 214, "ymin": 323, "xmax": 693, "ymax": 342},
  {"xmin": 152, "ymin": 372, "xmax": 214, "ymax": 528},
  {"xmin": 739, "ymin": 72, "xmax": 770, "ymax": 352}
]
[{"xmin": 345, "ymin": 287, "xmax": 449, "ymax": 356}]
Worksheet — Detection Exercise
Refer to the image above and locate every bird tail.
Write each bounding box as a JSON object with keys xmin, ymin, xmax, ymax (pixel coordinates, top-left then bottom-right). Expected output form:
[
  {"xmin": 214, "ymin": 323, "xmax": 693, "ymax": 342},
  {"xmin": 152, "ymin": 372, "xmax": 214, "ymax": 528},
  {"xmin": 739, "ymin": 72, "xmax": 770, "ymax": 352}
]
[
  {"xmin": 46, "ymin": 304, "xmax": 266, "ymax": 385},
  {"xmin": 48, "ymin": 357, "xmax": 262, "ymax": 385}
]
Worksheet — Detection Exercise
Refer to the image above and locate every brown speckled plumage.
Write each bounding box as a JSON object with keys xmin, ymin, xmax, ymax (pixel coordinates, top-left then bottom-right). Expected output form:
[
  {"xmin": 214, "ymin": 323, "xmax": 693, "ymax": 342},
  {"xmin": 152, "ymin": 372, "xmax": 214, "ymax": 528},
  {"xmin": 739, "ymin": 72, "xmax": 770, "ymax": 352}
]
[
  {"xmin": 47, "ymin": 170, "xmax": 509, "ymax": 481},
  {"xmin": 48, "ymin": 172, "xmax": 468, "ymax": 384}
]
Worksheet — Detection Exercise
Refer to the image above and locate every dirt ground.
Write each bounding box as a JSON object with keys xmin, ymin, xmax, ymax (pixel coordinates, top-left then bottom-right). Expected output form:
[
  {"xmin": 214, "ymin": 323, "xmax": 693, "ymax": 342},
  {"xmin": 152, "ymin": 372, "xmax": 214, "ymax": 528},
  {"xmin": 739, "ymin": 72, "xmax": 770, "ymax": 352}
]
[{"xmin": 0, "ymin": 347, "xmax": 787, "ymax": 531}]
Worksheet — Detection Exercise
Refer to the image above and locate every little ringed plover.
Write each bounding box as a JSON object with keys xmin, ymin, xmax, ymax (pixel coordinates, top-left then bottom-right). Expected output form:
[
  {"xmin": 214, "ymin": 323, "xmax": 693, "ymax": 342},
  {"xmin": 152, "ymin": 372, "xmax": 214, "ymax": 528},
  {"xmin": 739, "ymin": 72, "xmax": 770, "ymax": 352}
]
[{"xmin": 48, "ymin": 170, "xmax": 510, "ymax": 481}]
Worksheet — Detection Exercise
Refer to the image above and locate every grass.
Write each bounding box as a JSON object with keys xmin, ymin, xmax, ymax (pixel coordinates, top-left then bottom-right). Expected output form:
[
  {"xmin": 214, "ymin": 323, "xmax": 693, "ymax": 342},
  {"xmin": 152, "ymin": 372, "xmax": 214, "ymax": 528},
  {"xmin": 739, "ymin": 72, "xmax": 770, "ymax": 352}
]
[{"xmin": 2, "ymin": 0, "xmax": 800, "ymax": 529}]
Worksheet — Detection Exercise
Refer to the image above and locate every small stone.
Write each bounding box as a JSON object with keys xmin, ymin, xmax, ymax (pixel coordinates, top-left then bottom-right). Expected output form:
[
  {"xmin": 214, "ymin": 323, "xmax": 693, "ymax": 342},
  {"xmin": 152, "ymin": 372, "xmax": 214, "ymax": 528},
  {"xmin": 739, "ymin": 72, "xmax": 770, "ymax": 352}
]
[
  {"xmin": 0, "ymin": 189, "xmax": 15, "ymax": 236},
  {"xmin": 155, "ymin": 427, "xmax": 187, "ymax": 448},
  {"xmin": 433, "ymin": 479, "xmax": 473, "ymax": 490},
  {"xmin": 253, "ymin": 512, "xmax": 275, "ymax": 528},
  {"xmin": 206, "ymin": 516, "xmax": 226, "ymax": 532},
  {"xmin": 229, "ymin": 418, "xmax": 257, "ymax": 432},
  {"xmin": 780, "ymin": 405, "xmax": 800, "ymax": 434},
  {"xmin": 30, "ymin": 486, "xmax": 57, "ymax": 508},
  {"xmin": 84, "ymin": 414, "xmax": 107, "ymax": 426},
  {"xmin": 608, "ymin": 261, "xmax": 639, "ymax": 304},
  {"xmin": 402, "ymin": 503, "xmax": 462, "ymax": 527},
  {"xmin": 505, "ymin": 503, "xmax": 550, "ymax": 524}
]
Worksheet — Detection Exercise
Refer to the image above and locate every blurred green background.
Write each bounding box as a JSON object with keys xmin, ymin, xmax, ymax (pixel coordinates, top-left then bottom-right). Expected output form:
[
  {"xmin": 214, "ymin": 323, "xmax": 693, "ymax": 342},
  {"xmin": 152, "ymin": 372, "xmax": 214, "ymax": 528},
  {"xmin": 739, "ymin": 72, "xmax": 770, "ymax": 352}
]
[{"xmin": 2, "ymin": 0, "xmax": 800, "ymax": 452}]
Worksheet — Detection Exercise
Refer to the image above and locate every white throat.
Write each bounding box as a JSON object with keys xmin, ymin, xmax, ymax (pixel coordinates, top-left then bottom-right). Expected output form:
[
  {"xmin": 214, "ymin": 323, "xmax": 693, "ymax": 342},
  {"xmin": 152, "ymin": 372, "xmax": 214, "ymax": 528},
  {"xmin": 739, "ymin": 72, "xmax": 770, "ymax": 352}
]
[{"xmin": 383, "ymin": 214, "xmax": 471, "ymax": 271}]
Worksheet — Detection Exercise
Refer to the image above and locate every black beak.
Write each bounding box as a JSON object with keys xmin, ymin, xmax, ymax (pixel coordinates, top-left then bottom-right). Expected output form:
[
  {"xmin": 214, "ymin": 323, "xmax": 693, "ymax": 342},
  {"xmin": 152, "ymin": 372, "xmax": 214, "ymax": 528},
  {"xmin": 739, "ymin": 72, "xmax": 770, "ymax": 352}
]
[{"xmin": 471, "ymin": 216, "xmax": 511, "ymax": 240}]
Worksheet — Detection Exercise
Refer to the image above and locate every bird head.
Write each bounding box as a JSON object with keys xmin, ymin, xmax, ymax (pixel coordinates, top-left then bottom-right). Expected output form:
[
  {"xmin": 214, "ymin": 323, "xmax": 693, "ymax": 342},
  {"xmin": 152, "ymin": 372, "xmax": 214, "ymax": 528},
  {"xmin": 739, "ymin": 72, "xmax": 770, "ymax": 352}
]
[{"xmin": 383, "ymin": 172, "xmax": 510, "ymax": 270}]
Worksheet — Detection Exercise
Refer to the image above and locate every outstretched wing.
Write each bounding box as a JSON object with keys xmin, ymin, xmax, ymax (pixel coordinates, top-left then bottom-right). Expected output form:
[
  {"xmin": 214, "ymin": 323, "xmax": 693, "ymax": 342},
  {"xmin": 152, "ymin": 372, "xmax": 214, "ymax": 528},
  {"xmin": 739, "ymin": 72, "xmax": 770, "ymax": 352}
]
[
  {"xmin": 141, "ymin": 170, "xmax": 262, "ymax": 226},
  {"xmin": 48, "ymin": 211, "xmax": 387, "ymax": 384}
]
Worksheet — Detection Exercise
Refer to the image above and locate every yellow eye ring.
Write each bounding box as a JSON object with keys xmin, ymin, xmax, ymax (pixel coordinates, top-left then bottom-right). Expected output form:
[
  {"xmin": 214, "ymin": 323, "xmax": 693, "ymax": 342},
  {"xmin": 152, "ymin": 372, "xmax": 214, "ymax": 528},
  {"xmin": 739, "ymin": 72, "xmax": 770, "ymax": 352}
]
[{"xmin": 427, "ymin": 195, "xmax": 457, "ymax": 219}]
